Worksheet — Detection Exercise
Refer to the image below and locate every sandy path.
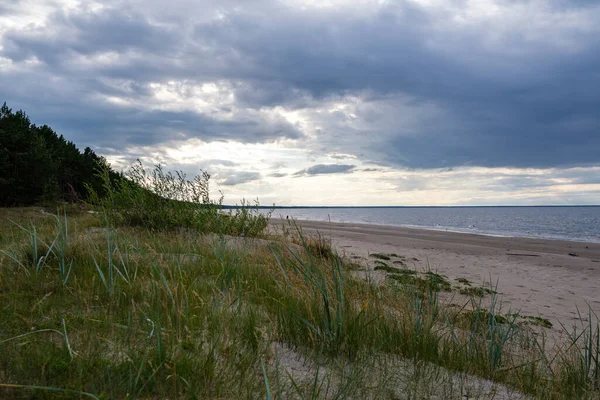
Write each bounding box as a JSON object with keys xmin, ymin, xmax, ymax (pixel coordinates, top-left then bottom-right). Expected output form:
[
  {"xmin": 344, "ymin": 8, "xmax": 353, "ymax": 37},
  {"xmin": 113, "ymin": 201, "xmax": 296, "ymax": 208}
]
[{"xmin": 273, "ymin": 219, "xmax": 600, "ymax": 332}]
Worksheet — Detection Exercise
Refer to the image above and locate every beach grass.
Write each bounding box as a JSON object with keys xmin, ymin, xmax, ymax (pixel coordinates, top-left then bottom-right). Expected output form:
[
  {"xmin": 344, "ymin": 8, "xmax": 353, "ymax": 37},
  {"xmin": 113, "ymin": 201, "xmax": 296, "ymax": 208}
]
[
  {"xmin": 1, "ymin": 206, "xmax": 599, "ymax": 399},
  {"xmin": 369, "ymin": 253, "xmax": 392, "ymax": 260}
]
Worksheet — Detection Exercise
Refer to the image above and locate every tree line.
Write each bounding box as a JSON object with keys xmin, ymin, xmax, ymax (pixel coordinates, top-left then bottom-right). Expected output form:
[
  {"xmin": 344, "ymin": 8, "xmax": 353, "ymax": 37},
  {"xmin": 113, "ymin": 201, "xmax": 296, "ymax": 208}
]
[{"xmin": 0, "ymin": 102, "xmax": 121, "ymax": 206}]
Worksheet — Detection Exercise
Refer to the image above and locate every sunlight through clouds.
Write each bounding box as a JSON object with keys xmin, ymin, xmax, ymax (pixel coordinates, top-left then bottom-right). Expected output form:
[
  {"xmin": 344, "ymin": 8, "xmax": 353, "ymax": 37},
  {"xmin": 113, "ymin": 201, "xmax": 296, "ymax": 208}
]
[{"xmin": 2, "ymin": 0, "xmax": 599, "ymax": 205}]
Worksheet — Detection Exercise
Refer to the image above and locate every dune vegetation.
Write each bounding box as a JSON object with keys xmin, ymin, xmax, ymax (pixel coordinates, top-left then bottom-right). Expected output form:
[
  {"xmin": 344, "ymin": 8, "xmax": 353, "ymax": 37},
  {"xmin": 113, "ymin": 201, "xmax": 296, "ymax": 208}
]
[{"xmin": 0, "ymin": 164, "xmax": 599, "ymax": 399}]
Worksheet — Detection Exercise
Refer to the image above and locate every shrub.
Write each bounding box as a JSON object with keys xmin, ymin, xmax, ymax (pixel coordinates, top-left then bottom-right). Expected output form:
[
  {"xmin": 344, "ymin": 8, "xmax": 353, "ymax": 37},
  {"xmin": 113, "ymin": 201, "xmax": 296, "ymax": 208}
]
[{"xmin": 87, "ymin": 160, "xmax": 271, "ymax": 236}]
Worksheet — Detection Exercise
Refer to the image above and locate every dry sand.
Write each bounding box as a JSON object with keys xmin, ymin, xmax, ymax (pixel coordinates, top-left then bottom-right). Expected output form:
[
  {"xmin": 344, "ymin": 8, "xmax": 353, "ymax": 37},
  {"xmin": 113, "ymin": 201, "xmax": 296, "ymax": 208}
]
[{"xmin": 273, "ymin": 219, "xmax": 600, "ymax": 332}]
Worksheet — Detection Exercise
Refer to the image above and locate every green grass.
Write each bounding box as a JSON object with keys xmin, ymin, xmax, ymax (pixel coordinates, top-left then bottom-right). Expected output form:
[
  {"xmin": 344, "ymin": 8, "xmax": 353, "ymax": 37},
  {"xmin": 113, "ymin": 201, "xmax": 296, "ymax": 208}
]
[
  {"xmin": 388, "ymin": 271, "xmax": 452, "ymax": 293},
  {"xmin": 1, "ymin": 207, "xmax": 599, "ymax": 399},
  {"xmin": 520, "ymin": 315, "xmax": 553, "ymax": 329},
  {"xmin": 374, "ymin": 263, "xmax": 402, "ymax": 273},
  {"xmin": 458, "ymin": 286, "xmax": 497, "ymax": 297},
  {"xmin": 292, "ymin": 230, "xmax": 335, "ymax": 261},
  {"xmin": 369, "ymin": 253, "xmax": 391, "ymax": 260},
  {"xmin": 456, "ymin": 277, "xmax": 472, "ymax": 285}
]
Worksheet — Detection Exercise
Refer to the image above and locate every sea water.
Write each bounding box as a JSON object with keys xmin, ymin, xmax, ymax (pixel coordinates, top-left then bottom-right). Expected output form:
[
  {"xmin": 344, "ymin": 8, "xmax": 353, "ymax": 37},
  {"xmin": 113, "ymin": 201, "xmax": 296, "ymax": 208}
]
[{"xmin": 266, "ymin": 206, "xmax": 600, "ymax": 243}]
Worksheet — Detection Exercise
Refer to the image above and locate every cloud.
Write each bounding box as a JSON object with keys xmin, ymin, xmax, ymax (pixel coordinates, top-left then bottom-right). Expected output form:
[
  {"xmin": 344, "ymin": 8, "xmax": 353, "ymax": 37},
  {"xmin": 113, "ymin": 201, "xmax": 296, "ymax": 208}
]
[
  {"xmin": 220, "ymin": 171, "xmax": 261, "ymax": 186},
  {"xmin": 0, "ymin": 4, "xmax": 304, "ymax": 150},
  {"xmin": 2, "ymin": 9, "xmax": 178, "ymax": 65},
  {"xmin": 269, "ymin": 172, "xmax": 287, "ymax": 178},
  {"xmin": 186, "ymin": 0, "xmax": 600, "ymax": 169},
  {"xmin": 202, "ymin": 159, "xmax": 239, "ymax": 167},
  {"xmin": 361, "ymin": 168, "xmax": 382, "ymax": 172},
  {"xmin": 294, "ymin": 164, "xmax": 355, "ymax": 176},
  {"xmin": 328, "ymin": 153, "xmax": 357, "ymax": 160},
  {"xmin": 1, "ymin": 0, "xmax": 599, "ymax": 206}
]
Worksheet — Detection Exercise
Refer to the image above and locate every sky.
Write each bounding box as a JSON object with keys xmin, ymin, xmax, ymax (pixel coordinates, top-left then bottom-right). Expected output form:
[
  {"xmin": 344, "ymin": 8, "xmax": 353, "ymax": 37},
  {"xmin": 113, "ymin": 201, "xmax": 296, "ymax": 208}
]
[{"xmin": 1, "ymin": 0, "xmax": 599, "ymax": 206}]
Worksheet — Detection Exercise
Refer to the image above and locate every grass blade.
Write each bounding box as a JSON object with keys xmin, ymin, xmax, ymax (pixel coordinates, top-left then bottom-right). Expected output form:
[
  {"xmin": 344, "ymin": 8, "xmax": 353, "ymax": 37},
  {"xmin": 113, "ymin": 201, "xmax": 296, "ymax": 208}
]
[{"xmin": 0, "ymin": 383, "xmax": 100, "ymax": 399}]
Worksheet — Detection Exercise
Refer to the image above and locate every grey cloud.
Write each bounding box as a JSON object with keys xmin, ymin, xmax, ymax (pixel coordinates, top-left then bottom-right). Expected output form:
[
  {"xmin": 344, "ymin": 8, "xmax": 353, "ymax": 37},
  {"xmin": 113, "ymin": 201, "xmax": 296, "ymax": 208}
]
[
  {"xmin": 550, "ymin": 0, "xmax": 600, "ymax": 8},
  {"xmin": 0, "ymin": 70, "xmax": 302, "ymax": 150},
  {"xmin": 484, "ymin": 176, "xmax": 564, "ymax": 192},
  {"xmin": 0, "ymin": 5, "xmax": 302, "ymax": 150},
  {"xmin": 329, "ymin": 153, "xmax": 356, "ymax": 160},
  {"xmin": 190, "ymin": 2, "xmax": 600, "ymax": 169},
  {"xmin": 3, "ymin": 9, "xmax": 177, "ymax": 65},
  {"xmin": 294, "ymin": 164, "xmax": 355, "ymax": 176},
  {"xmin": 220, "ymin": 171, "xmax": 261, "ymax": 186},
  {"xmin": 1, "ymin": 1, "xmax": 600, "ymax": 170},
  {"xmin": 573, "ymin": 176, "xmax": 600, "ymax": 185},
  {"xmin": 270, "ymin": 162, "xmax": 287, "ymax": 169},
  {"xmin": 203, "ymin": 159, "xmax": 239, "ymax": 167},
  {"xmin": 553, "ymin": 168, "xmax": 600, "ymax": 185},
  {"xmin": 269, "ymin": 172, "xmax": 287, "ymax": 178},
  {"xmin": 390, "ymin": 167, "xmax": 600, "ymax": 194},
  {"xmin": 361, "ymin": 168, "xmax": 382, "ymax": 172}
]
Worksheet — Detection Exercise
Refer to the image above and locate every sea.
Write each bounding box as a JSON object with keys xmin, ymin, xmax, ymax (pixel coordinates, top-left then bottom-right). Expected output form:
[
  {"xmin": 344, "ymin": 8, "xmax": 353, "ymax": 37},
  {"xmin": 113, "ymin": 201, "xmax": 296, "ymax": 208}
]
[{"xmin": 265, "ymin": 206, "xmax": 600, "ymax": 243}]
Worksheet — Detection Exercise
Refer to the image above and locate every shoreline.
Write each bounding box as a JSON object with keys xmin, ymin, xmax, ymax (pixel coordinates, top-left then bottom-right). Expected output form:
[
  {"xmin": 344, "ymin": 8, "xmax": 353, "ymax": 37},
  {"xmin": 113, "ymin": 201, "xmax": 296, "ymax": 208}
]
[
  {"xmin": 269, "ymin": 214, "xmax": 600, "ymax": 244},
  {"xmin": 277, "ymin": 218, "xmax": 600, "ymax": 255},
  {"xmin": 272, "ymin": 218, "xmax": 600, "ymax": 331}
]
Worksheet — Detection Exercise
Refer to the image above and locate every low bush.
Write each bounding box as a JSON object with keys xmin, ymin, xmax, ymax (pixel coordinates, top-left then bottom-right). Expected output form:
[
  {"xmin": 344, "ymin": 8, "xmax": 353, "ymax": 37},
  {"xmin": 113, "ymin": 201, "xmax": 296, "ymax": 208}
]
[{"xmin": 86, "ymin": 160, "xmax": 271, "ymax": 237}]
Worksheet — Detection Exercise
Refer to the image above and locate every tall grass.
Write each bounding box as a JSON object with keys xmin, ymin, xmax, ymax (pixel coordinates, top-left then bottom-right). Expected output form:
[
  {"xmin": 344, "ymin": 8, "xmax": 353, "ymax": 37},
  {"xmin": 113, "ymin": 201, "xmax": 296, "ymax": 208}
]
[
  {"xmin": 1, "ymin": 208, "xmax": 599, "ymax": 399},
  {"xmin": 87, "ymin": 160, "xmax": 271, "ymax": 237},
  {"xmin": 1, "ymin": 210, "xmax": 73, "ymax": 285},
  {"xmin": 91, "ymin": 227, "xmax": 133, "ymax": 297},
  {"xmin": 553, "ymin": 307, "xmax": 600, "ymax": 397}
]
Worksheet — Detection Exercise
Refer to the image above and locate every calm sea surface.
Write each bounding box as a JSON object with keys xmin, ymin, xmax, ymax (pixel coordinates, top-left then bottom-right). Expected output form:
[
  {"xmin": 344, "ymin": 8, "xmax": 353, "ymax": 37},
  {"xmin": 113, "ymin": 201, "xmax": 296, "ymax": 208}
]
[{"xmin": 266, "ymin": 207, "xmax": 600, "ymax": 243}]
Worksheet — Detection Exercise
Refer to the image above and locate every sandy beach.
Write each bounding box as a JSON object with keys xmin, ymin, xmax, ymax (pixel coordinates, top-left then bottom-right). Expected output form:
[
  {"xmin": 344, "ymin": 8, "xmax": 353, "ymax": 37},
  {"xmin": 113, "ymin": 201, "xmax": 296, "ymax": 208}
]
[{"xmin": 274, "ymin": 219, "xmax": 600, "ymax": 332}]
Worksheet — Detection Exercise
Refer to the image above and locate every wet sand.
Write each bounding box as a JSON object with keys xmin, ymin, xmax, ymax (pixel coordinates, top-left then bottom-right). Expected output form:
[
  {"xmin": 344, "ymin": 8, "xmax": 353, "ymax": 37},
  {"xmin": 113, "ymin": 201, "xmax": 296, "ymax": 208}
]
[{"xmin": 274, "ymin": 219, "xmax": 600, "ymax": 331}]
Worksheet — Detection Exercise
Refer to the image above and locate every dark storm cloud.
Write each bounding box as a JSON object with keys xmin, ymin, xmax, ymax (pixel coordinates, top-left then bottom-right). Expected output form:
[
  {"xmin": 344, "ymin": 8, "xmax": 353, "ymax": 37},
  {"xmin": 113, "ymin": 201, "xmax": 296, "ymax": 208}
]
[
  {"xmin": 1, "ymin": 93, "xmax": 301, "ymax": 149},
  {"xmin": 0, "ymin": 69, "xmax": 302, "ymax": 149},
  {"xmin": 2, "ymin": 9, "xmax": 178, "ymax": 64},
  {"xmin": 220, "ymin": 171, "xmax": 261, "ymax": 186},
  {"xmin": 294, "ymin": 164, "xmax": 355, "ymax": 176},
  {"xmin": 191, "ymin": 3, "xmax": 600, "ymax": 169},
  {"xmin": 194, "ymin": 5, "xmax": 446, "ymax": 96},
  {"xmin": 1, "ymin": 0, "xmax": 600, "ymax": 170},
  {"xmin": 0, "ymin": 4, "xmax": 302, "ymax": 149}
]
